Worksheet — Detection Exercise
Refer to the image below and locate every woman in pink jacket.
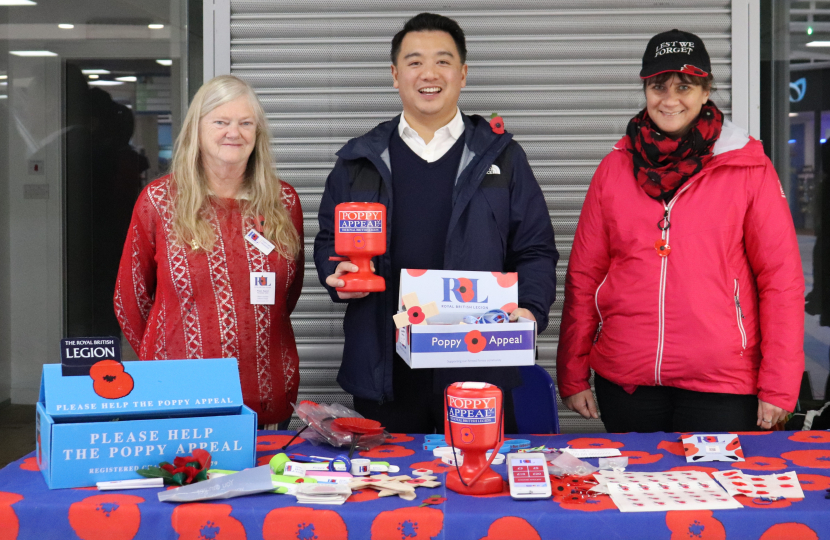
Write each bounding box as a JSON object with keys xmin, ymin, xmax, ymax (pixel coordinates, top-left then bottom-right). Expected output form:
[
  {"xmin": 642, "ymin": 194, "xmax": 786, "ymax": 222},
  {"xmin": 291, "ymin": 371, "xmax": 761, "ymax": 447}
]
[{"xmin": 557, "ymin": 30, "xmax": 805, "ymax": 432}]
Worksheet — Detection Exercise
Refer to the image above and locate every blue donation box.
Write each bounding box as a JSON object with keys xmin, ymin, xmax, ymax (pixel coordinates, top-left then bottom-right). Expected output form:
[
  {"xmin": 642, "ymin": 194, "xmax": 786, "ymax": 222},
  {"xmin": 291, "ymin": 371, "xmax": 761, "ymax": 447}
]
[{"xmin": 36, "ymin": 358, "xmax": 256, "ymax": 489}]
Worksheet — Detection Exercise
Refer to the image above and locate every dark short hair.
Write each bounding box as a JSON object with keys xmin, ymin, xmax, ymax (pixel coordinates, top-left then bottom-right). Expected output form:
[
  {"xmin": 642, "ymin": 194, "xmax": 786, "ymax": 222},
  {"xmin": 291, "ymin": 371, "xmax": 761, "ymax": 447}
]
[
  {"xmin": 643, "ymin": 72, "xmax": 715, "ymax": 93},
  {"xmin": 390, "ymin": 13, "xmax": 467, "ymax": 65}
]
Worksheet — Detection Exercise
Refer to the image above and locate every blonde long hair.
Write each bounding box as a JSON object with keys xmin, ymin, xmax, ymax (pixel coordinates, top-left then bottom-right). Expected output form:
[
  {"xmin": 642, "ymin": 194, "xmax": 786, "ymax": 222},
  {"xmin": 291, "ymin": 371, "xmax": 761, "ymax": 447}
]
[{"xmin": 170, "ymin": 75, "xmax": 301, "ymax": 258}]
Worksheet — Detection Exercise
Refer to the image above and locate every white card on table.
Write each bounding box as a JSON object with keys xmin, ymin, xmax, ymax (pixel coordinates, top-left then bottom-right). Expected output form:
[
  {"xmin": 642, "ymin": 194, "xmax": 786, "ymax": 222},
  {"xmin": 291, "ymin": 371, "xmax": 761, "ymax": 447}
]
[
  {"xmin": 245, "ymin": 229, "xmax": 275, "ymax": 255},
  {"xmin": 682, "ymin": 434, "xmax": 744, "ymax": 462},
  {"xmin": 562, "ymin": 447, "xmax": 622, "ymax": 458},
  {"xmin": 250, "ymin": 272, "xmax": 276, "ymax": 305}
]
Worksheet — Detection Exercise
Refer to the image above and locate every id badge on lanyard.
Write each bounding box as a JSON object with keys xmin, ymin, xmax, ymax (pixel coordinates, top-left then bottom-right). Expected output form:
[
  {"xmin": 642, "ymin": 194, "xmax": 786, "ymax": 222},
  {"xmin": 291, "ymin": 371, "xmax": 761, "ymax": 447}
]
[
  {"xmin": 245, "ymin": 226, "xmax": 276, "ymax": 305},
  {"xmin": 250, "ymin": 272, "xmax": 276, "ymax": 305}
]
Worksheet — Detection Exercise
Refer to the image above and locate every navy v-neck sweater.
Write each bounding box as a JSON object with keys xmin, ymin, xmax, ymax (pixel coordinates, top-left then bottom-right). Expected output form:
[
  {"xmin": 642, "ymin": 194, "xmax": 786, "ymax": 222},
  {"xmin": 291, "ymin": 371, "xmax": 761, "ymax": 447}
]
[{"xmin": 389, "ymin": 128, "xmax": 465, "ymax": 299}]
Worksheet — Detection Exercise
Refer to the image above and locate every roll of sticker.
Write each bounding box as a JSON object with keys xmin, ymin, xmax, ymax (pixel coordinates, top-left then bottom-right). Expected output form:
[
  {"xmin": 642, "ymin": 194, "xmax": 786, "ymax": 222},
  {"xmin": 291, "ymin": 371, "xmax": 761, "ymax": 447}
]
[{"xmin": 350, "ymin": 458, "xmax": 371, "ymax": 476}]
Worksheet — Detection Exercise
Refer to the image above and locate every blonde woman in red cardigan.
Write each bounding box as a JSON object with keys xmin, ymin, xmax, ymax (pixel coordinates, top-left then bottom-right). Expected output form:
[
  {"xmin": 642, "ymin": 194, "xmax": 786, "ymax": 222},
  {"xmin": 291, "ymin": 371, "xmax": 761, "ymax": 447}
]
[{"xmin": 114, "ymin": 75, "xmax": 303, "ymax": 427}]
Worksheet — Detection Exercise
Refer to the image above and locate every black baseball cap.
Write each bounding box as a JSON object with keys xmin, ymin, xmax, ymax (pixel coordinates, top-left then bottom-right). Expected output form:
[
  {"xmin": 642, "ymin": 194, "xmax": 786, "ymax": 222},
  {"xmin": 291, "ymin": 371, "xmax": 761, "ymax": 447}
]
[{"xmin": 640, "ymin": 29, "xmax": 711, "ymax": 79}]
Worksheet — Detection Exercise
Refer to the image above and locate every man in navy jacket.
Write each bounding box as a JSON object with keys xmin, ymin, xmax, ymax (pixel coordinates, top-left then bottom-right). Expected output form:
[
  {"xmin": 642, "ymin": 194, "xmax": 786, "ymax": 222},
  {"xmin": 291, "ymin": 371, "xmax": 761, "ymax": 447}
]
[{"xmin": 314, "ymin": 13, "xmax": 558, "ymax": 433}]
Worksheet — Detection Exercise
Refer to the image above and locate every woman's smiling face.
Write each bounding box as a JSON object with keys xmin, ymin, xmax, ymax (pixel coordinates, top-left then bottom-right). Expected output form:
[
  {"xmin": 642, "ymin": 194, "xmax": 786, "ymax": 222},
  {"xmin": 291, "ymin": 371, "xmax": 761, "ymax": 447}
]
[{"xmin": 645, "ymin": 74, "xmax": 710, "ymax": 138}]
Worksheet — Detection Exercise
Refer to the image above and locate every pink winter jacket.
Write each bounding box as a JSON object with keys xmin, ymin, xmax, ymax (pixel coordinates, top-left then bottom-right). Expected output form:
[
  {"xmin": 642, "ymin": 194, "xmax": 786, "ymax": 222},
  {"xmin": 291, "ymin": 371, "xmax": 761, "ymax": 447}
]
[{"xmin": 556, "ymin": 122, "xmax": 805, "ymax": 411}]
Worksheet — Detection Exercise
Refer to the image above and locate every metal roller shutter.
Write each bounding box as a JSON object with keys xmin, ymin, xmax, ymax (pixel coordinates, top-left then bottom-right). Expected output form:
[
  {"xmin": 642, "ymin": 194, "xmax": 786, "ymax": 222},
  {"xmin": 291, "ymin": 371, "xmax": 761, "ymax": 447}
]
[{"xmin": 220, "ymin": 0, "xmax": 736, "ymax": 432}]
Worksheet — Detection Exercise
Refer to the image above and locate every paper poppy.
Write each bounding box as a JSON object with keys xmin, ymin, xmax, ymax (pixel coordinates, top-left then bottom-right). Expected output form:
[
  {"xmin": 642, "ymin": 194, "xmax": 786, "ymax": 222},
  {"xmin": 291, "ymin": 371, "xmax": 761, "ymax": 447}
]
[
  {"xmin": 797, "ymin": 473, "xmax": 830, "ymax": 491},
  {"xmin": 89, "ymin": 360, "xmax": 134, "ymax": 400},
  {"xmin": 407, "ymin": 306, "xmax": 425, "ymax": 324},
  {"xmin": 759, "ymin": 523, "xmax": 818, "ymax": 540},
  {"xmin": 789, "ymin": 431, "xmax": 830, "ymax": 443},
  {"xmin": 621, "ymin": 450, "xmax": 663, "ymax": 465},
  {"xmin": 781, "ymin": 449, "xmax": 830, "ymax": 469},
  {"xmin": 464, "ymin": 330, "xmax": 486, "ymax": 353},
  {"xmin": 478, "ymin": 516, "xmax": 541, "ymax": 540},
  {"xmin": 733, "ymin": 456, "xmax": 787, "ymax": 471},
  {"xmin": 665, "ymin": 510, "xmax": 725, "ymax": 539},
  {"xmin": 0, "ymin": 492, "xmax": 23, "ymax": 540},
  {"xmin": 566, "ymin": 437, "xmax": 624, "ymax": 449},
  {"xmin": 171, "ymin": 503, "xmax": 245, "ymax": 540},
  {"xmin": 358, "ymin": 444, "xmax": 414, "ymax": 459},
  {"xmin": 69, "ymin": 494, "xmax": 144, "ymax": 540},
  {"xmin": 491, "ymin": 272, "xmax": 518, "ymax": 288},
  {"xmin": 657, "ymin": 440, "xmax": 685, "ymax": 456},
  {"xmin": 263, "ymin": 507, "xmax": 348, "ymax": 540},
  {"xmin": 137, "ymin": 449, "xmax": 211, "ymax": 486},
  {"xmin": 419, "ymin": 495, "xmax": 446, "ymax": 508},
  {"xmin": 489, "ymin": 114, "xmax": 505, "ymax": 135},
  {"xmin": 370, "ymin": 507, "xmax": 443, "ymax": 540}
]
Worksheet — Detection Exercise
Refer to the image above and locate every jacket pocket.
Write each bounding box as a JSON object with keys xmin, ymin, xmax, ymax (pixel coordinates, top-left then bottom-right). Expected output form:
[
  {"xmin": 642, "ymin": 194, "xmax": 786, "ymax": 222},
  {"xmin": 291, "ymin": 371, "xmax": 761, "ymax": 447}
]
[
  {"xmin": 593, "ymin": 274, "xmax": 609, "ymax": 344},
  {"xmin": 733, "ymin": 278, "xmax": 747, "ymax": 350}
]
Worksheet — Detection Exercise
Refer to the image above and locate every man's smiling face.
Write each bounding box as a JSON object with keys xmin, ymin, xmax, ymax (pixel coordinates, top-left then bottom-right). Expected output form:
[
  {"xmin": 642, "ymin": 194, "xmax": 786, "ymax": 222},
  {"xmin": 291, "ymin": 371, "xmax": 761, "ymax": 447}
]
[{"xmin": 391, "ymin": 30, "xmax": 467, "ymax": 130}]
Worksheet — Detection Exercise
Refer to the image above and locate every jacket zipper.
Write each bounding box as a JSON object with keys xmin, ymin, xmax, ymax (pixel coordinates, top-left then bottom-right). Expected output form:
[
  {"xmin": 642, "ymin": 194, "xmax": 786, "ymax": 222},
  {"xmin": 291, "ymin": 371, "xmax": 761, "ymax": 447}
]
[
  {"xmin": 734, "ymin": 279, "xmax": 747, "ymax": 349},
  {"xmin": 654, "ymin": 180, "xmax": 697, "ymax": 386},
  {"xmin": 593, "ymin": 275, "xmax": 608, "ymax": 343}
]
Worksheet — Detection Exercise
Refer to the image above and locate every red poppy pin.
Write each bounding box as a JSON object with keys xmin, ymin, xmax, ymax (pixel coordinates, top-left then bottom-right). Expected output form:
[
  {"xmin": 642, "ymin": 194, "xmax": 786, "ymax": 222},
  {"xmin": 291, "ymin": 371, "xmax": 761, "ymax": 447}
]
[
  {"xmin": 407, "ymin": 306, "xmax": 425, "ymax": 325},
  {"xmin": 490, "ymin": 112, "xmax": 505, "ymax": 134},
  {"xmin": 137, "ymin": 449, "xmax": 211, "ymax": 486},
  {"xmin": 419, "ymin": 495, "xmax": 447, "ymax": 507},
  {"xmin": 393, "ymin": 292, "xmax": 439, "ymax": 329},
  {"xmin": 655, "ymin": 239, "xmax": 671, "ymax": 257}
]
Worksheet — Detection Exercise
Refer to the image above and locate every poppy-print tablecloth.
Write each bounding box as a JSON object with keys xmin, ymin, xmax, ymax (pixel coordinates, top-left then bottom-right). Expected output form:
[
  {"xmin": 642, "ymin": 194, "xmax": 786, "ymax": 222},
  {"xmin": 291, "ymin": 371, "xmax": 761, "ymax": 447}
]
[{"xmin": 1, "ymin": 430, "xmax": 830, "ymax": 539}]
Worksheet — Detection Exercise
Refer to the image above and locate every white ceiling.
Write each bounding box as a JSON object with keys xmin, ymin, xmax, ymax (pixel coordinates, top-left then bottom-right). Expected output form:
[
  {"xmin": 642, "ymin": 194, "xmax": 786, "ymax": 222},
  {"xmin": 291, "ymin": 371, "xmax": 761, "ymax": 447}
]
[{"xmin": 3, "ymin": 0, "xmax": 176, "ymax": 26}]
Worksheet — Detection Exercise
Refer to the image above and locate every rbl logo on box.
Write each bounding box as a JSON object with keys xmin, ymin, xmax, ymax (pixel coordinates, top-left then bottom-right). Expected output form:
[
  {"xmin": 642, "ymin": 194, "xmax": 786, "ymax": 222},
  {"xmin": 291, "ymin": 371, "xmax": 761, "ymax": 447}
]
[{"xmin": 442, "ymin": 278, "xmax": 488, "ymax": 303}]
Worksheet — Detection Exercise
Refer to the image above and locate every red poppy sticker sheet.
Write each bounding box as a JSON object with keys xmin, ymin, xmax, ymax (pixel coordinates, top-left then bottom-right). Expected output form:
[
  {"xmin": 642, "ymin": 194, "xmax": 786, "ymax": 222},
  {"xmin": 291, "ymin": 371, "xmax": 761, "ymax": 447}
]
[
  {"xmin": 712, "ymin": 470, "xmax": 805, "ymax": 499},
  {"xmin": 606, "ymin": 479, "xmax": 741, "ymax": 511}
]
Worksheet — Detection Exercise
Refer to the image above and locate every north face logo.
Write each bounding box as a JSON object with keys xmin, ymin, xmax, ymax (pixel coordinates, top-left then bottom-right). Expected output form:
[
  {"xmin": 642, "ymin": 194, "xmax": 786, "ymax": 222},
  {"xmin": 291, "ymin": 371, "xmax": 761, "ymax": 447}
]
[{"xmin": 486, "ymin": 164, "xmax": 501, "ymax": 175}]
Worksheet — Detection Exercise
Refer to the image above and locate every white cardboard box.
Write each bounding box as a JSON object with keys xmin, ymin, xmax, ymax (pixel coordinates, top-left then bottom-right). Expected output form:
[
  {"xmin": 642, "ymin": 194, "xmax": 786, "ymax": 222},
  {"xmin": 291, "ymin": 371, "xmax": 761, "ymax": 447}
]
[{"xmin": 395, "ymin": 269, "xmax": 536, "ymax": 369}]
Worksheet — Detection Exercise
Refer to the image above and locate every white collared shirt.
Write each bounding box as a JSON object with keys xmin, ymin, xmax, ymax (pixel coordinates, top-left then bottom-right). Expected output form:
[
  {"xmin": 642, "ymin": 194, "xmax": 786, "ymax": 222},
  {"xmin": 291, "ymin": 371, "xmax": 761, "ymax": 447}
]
[{"xmin": 397, "ymin": 108, "xmax": 465, "ymax": 163}]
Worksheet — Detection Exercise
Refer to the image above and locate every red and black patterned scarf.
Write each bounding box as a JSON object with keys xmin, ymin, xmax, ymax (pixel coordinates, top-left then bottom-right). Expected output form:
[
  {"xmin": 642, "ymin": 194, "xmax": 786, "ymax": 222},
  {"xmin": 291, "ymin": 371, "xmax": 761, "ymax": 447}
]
[{"xmin": 626, "ymin": 101, "xmax": 724, "ymax": 201}]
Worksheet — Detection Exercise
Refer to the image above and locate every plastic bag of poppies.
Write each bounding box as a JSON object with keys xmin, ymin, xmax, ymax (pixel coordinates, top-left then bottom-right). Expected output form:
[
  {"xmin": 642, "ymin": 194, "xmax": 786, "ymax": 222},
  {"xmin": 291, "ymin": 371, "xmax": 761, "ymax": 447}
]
[
  {"xmin": 136, "ymin": 448, "xmax": 211, "ymax": 486},
  {"xmin": 290, "ymin": 401, "xmax": 389, "ymax": 451}
]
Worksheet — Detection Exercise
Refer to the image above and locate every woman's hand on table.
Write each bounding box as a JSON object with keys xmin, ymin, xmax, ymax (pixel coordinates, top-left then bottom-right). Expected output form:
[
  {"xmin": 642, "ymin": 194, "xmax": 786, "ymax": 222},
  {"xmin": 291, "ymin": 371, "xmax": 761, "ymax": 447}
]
[
  {"xmin": 563, "ymin": 389, "xmax": 599, "ymax": 420},
  {"xmin": 757, "ymin": 400, "xmax": 789, "ymax": 430}
]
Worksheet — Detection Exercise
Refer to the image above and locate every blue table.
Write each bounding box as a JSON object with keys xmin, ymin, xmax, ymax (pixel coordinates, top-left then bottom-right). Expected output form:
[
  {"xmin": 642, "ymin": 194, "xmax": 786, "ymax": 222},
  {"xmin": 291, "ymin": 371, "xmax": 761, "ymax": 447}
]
[{"xmin": 1, "ymin": 430, "xmax": 830, "ymax": 539}]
